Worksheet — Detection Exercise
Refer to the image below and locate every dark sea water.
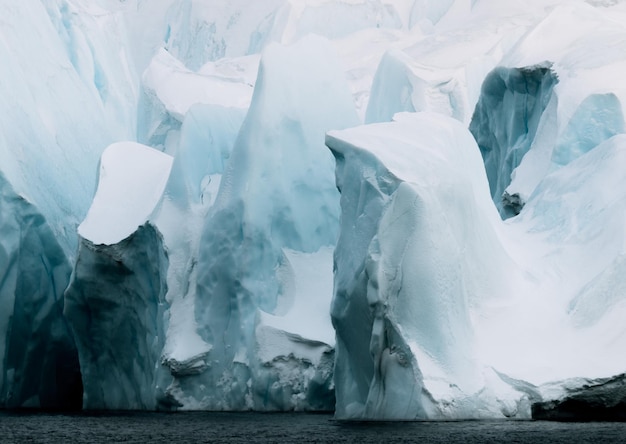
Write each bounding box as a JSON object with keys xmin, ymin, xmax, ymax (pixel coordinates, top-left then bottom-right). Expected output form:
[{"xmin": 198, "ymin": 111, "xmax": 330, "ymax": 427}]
[{"xmin": 1, "ymin": 412, "xmax": 625, "ymax": 443}]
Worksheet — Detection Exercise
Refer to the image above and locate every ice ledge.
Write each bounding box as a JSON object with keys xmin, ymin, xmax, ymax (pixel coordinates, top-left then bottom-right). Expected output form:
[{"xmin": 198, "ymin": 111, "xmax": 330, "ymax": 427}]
[{"xmin": 78, "ymin": 142, "xmax": 173, "ymax": 245}]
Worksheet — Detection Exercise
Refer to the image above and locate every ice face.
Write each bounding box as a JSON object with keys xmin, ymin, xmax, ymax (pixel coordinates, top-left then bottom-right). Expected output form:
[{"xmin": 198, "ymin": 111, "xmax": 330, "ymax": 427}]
[
  {"xmin": 65, "ymin": 142, "xmax": 173, "ymax": 410},
  {"xmin": 0, "ymin": 172, "xmax": 82, "ymax": 409},
  {"xmin": 0, "ymin": 1, "xmax": 137, "ymax": 256},
  {"xmin": 469, "ymin": 65, "xmax": 558, "ymax": 218},
  {"xmin": 0, "ymin": 0, "xmax": 148, "ymax": 410},
  {"xmin": 365, "ymin": 49, "xmax": 469, "ymax": 124},
  {"xmin": 165, "ymin": 104, "xmax": 246, "ymax": 209},
  {"xmin": 327, "ymin": 114, "xmax": 626, "ymax": 419},
  {"xmin": 502, "ymin": 3, "xmax": 626, "ymax": 208},
  {"xmin": 327, "ymin": 112, "xmax": 518, "ymax": 420},
  {"xmin": 5, "ymin": 0, "xmax": 626, "ymax": 419},
  {"xmin": 138, "ymin": 47, "xmax": 256, "ymax": 156},
  {"xmin": 65, "ymin": 224, "xmax": 170, "ymax": 410},
  {"xmin": 159, "ymin": 35, "xmax": 358, "ymax": 411}
]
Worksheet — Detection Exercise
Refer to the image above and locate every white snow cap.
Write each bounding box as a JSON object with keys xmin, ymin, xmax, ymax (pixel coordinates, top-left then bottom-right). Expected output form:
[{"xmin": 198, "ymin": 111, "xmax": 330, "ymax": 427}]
[{"xmin": 79, "ymin": 142, "xmax": 173, "ymax": 245}]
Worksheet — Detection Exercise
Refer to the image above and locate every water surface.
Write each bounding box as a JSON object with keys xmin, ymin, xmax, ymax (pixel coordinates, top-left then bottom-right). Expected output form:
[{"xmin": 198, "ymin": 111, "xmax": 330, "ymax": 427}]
[{"xmin": 1, "ymin": 411, "xmax": 624, "ymax": 443}]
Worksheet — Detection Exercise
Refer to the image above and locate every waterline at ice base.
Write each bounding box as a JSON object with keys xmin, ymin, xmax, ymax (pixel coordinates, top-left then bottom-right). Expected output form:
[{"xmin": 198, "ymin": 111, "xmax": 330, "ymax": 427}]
[{"xmin": 2, "ymin": 0, "xmax": 626, "ymax": 421}]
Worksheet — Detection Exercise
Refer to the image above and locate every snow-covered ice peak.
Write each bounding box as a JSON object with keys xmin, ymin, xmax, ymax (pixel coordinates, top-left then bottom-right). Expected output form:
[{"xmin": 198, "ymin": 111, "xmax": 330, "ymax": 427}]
[{"xmin": 79, "ymin": 142, "xmax": 173, "ymax": 245}]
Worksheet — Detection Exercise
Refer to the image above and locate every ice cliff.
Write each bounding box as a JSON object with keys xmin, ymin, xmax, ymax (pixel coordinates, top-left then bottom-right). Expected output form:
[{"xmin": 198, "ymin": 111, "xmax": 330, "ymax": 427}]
[
  {"xmin": 159, "ymin": 35, "xmax": 357, "ymax": 411},
  {"xmin": 3, "ymin": 0, "xmax": 626, "ymax": 420},
  {"xmin": 328, "ymin": 113, "xmax": 626, "ymax": 420},
  {"xmin": 65, "ymin": 142, "xmax": 172, "ymax": 410},
  {"xmin": 327, "ymin": 112, "xmax": 518, "ymax": 419},
  {"xmin": 0, "ymin": 172, "xmax": 81, "ymax": 409}
]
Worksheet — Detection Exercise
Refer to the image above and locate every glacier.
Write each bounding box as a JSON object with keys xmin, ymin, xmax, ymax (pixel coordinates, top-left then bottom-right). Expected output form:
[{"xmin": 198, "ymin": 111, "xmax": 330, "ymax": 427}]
[{"xmin": 2, "ymin": 0, "xmax": 626, "ymax": 420}]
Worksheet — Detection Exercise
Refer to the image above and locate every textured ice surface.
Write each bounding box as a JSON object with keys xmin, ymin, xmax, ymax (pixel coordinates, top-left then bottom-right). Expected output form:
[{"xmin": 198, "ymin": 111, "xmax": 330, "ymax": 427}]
[
  {"xmin": 66, "ymin": 143, "xmax": 173, "ymax": 410},
  {"xmin": 327, "ymin": 112, "xmax": 519, "ymax": 419},
  {"xmin": 160, "ymin": 35, "xmax": 358, "ymax": 411},
  {"xmin": 0, "ymin": 0, "xmax": 141, "ymax": 409},
  {"xmin": 138, "ymin": 48, "xmax": 257, "ymax": 153},
  {"xmin": 0, "ymin": 172, "xmax": 81, "ymax": 409},
  {"xmin": 503, "ymin": 3, "xmax": 626, "ymax": 209},
  {"xmin": 5, "ymin": 0, "xmax": 626, "ymax": 418},
  {"xmin": 65, "ymin": 224, "xmax": 169, "ymax": 410},
  {"xmin": 0, "ymin": 0, "xmax": 137, "ymax": 257},
  {"xmin": 469, "ymin": 65, "xmax": 558, "ymax": 217},
  {"xmin": 328, "ymin": 113, "xmax": 626, "ymax": 419}
]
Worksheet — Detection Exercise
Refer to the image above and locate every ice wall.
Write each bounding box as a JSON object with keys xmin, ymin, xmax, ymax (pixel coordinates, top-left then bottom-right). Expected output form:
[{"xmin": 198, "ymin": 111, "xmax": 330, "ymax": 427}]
[
  {"xmin": 65, "ymin": 225, "xmax": 169, "ymax": 410},
  {"xmin": 365, "ymin": 50, "xmax": 468, "ymax": 124},
  {"xmin": 469, "ymin": 65, "xmax": 558, "ymax": 217},
  {"xmin": 138, "ymin": 47, "xmax": 255, "ymax": 163},
  {"xmin": 4, "ymin": 0, "xmax": 626, "ymax": 418},
  {"xmin": 0, "ymin": 172, "xmax": 82, "ymax": 409},
  {"xmin": 158, "ymin": 0, "xmax": 407, "ymax": 71},
  {"xmin": 65, "ymin": 142, "xmax": 173, "ymax": 410},
  {"xmin": 0, "ymin": 0, "xmax": 142, "ymax": 410},
  {"xmin": 0, "ymin": 0, "xmax": 137, "ymax": 256},
  {"xmin": 327, "ymin": 113, "xmax": 518, "ymax": 420},
  {"xmin": 327, "ymin": 113, "xmax": 626, "ymax": 420},
  {"xmin": 502, "ymin": 3, "xmax": 626, "ymax": 209},
  {"xmin": 165, "ymin": 35, "xmax": 358, "ymax": 411}
]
